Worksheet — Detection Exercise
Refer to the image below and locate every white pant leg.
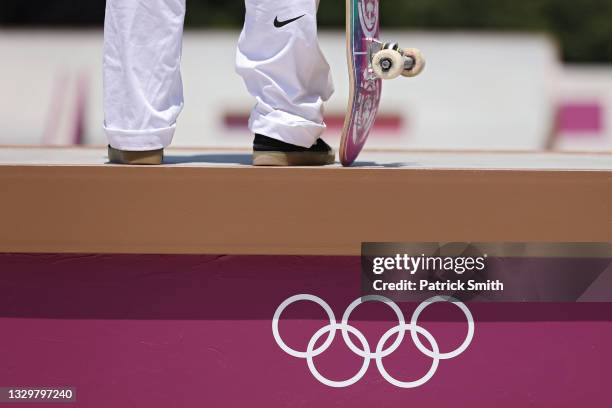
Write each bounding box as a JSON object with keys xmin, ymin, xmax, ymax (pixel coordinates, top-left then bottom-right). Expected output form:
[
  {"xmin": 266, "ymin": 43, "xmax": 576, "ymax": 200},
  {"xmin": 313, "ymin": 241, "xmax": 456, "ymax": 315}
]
[
  {"xmin": 236, "ymin": 0, "xmax": 334, "ymax": 148},
  {"xmin": 103, "ymin": 0, "xmax": 186, "ymax": 151}
]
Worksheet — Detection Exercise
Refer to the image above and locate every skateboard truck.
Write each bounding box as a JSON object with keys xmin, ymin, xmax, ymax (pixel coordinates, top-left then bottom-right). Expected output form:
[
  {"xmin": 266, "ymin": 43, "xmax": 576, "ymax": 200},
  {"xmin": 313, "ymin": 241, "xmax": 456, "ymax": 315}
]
[{"xmin": 367, "ymin": 39, "xmax": 425, "ymax": 80}]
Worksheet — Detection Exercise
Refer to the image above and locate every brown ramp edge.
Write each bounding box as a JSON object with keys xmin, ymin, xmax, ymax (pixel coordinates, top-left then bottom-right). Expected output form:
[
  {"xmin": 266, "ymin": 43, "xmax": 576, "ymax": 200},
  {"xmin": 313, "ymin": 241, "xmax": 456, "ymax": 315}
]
[{"xmin": 0, "ymin": 147, "xmax": 610, "ymax": 255}]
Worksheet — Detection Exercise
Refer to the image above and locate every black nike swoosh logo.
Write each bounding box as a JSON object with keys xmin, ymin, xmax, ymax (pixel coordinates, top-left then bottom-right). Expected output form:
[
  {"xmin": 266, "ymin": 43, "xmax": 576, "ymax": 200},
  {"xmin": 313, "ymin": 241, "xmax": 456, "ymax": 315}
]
[{"xmin": 274, "ymin": 14, "xmax": 305, "ymax": 28}]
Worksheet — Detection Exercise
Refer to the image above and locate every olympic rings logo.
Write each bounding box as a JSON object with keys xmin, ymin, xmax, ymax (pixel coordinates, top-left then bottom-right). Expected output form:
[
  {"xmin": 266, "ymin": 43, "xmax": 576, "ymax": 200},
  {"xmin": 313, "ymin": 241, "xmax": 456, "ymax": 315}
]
[{"xmin": 272, "ymin": 294, "xmax": 474, "ymax": 388}]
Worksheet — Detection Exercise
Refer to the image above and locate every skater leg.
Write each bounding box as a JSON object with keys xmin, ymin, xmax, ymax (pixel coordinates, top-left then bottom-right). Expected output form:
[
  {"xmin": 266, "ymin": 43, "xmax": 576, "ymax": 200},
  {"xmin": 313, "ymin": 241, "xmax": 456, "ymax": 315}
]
[
  {"xmin": 104, "ymin": 0, "xmax": 186, "ymax": 159},
  {"xmin": 236, "ymin": 0, "xmax": 334, "ymax": 149}
]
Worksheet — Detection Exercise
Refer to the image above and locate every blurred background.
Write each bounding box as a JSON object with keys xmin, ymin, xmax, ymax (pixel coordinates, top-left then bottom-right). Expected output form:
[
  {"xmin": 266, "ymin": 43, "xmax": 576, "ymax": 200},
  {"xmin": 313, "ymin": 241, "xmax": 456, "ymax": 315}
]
[{"xmin": 1, "ymin": 0, "xmax": 611, "ymax": 151}]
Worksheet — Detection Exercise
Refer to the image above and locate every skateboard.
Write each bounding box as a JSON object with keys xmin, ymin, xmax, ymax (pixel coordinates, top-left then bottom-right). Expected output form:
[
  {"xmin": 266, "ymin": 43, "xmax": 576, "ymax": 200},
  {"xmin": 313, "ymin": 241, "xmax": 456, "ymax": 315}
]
[{"xmin": 339, "ymin": 0, "xmax": 425, "ymax": 166}]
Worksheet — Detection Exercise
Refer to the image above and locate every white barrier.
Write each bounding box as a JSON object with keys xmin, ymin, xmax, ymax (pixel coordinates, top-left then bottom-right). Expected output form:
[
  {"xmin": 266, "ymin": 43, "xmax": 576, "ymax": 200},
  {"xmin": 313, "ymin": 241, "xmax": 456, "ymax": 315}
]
[
  {"xmin": 554, "ymin": 65, "xmax": 612, "ymax": 151},
  {"xmin": 0, "ymin": 30, "xmax": 563, "ymax": 149}
]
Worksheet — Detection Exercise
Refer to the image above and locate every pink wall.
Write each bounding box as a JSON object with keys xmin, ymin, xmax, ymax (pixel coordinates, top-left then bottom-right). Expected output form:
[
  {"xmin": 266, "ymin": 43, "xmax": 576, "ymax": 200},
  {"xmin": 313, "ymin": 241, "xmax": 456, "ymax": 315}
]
[{"xmin": 0, "ymin": 254, "xmax": 610, "ymax": 407}]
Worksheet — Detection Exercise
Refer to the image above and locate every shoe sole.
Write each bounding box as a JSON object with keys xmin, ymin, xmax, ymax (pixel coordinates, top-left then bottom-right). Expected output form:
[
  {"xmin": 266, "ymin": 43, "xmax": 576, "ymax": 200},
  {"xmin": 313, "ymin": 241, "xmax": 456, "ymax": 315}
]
[
  {"xmin": 253, "ymin": 151, "xmax": 336, "ymax": 166},
  {"xmin": 108, "ymin": 146, "xmax": 164, "ymax": 165}
]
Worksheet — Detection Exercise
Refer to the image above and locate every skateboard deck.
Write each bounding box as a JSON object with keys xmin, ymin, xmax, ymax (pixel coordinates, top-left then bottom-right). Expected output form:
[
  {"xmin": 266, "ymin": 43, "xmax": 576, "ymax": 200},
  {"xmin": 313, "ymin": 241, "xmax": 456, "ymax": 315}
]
[
  {"xmin": 339, "ymin": 0, "xmax": 381, "ymax": 166},
  {"xmin": 339, "ymin": 0, "xmax": 424, "ymax": 166}
]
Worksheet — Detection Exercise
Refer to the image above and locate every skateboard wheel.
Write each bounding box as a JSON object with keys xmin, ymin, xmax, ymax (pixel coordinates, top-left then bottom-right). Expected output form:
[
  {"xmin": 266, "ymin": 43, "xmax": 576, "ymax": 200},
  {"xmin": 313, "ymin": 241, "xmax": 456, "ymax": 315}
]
[
  {"xmin": 372, "ymin": 49, "xmax": 404, "ymax": 80},
  {"xmin": 401, "ymin": 48, "xmax": 426, "ymax": 77}
]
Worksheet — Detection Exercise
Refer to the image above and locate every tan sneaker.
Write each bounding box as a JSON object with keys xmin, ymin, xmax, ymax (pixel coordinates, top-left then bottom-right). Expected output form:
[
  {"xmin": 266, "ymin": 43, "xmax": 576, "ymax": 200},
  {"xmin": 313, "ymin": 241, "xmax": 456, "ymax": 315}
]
[
  {"xmin": 108, "ymin": 145, "xmax": 164, "ymax": 165},
  {"xmin": 252, "ymin": 134, "xmax": 335, "ymax": 166}
]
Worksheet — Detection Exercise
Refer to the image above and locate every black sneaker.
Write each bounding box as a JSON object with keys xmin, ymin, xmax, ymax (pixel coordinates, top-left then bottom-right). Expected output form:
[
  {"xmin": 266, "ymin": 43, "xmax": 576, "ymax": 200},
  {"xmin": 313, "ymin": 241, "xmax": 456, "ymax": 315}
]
[
  {"xmin": 108, "ymin": 145, "xmax": 164, "ymax": 165},
  {"xmin": 252, "ymin": 134, "xmax": 335, "ymax": 166}
]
